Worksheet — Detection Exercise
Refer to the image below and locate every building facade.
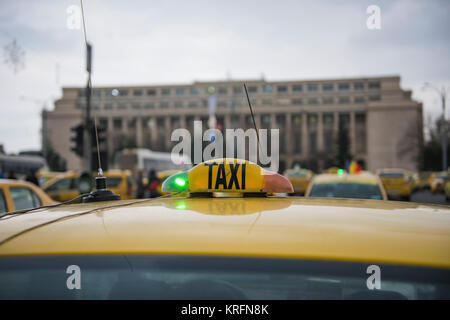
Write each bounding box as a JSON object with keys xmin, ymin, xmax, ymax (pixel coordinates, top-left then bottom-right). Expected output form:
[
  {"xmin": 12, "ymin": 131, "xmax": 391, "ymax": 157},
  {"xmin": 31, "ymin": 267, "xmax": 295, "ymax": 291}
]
[{"xmin": 42, "ymin": 75, "xmax": 423, "ymax": 173}]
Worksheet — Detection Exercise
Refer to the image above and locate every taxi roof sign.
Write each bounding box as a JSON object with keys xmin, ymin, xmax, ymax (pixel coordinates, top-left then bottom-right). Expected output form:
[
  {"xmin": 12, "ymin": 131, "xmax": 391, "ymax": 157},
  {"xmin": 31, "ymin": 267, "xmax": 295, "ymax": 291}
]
[{"xmin": 162, "ymin": 158, "xmax": 294, "ymax": 194}]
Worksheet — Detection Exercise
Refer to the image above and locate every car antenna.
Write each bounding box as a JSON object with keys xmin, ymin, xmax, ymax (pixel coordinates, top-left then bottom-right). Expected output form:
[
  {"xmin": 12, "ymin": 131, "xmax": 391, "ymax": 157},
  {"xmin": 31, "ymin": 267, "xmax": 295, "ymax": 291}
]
[
  {"xmin": 243, "ymin": 83, "xmax": 262, "ymax": 152},
  {"xmin": 79, "ymin": 0, "xmax": 119, "ymax": 203}
]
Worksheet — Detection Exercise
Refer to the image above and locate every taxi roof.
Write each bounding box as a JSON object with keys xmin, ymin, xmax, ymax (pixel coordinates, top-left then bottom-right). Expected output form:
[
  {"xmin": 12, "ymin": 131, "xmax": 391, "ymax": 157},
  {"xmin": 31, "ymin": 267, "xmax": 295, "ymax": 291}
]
[{"xmin": 0, "ymin": 197, "xmax": 449, "ymax": 268}]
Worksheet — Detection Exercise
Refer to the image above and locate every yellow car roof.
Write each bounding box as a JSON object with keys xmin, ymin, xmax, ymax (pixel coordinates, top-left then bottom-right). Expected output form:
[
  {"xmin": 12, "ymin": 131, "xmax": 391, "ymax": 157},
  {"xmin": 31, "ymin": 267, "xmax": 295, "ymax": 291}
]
[{"xmin": 0, "ymin": 197, "xmax": 449, "ymax": 268}]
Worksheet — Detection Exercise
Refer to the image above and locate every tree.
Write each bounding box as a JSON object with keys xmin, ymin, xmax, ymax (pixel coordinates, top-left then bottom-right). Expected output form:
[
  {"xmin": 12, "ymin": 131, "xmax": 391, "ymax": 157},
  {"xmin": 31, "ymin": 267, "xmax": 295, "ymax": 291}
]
[{"xmin": 420, "ymin": 117, "xmax": 450, "ymax": 171}]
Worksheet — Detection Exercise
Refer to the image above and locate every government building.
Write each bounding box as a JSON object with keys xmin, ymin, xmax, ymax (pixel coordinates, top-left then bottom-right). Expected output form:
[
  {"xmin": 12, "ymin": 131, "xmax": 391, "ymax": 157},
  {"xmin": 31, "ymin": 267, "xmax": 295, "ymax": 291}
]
[{"xmin": 42, "ymin": 75, "xmax": 423, "ymax": 173}]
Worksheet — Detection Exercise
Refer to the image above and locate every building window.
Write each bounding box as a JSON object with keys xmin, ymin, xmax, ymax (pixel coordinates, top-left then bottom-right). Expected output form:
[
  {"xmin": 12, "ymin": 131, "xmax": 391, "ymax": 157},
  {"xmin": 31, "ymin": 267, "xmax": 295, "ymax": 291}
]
[
  {"xmin": 322, "ymin": 97, "xmax": 334, "ymax": 104},
  {"xmin": 322, "ymin": 83, "xmax": 333, "ymax": 91},
  {"xmin": 113, "ymin": 119, "xmax": 122, "ymax": 130},
  {"xmin": 144, "ymin": 103, "xmax": 155, "ymax": 109},
  {"xmin": 323, "ymin": 113, "xmax": 334, "ymax": 125},
  {"xmin": 92, "ymin": 90, "xmax": 101, "ymax": 97},
  {"xmin": 133, "ymin": 89, "xmax": 143, "ymax": 96},
  {"xmin": 292, "ymin": 98, "xmax": 303, "ymax": 105},
  {"xmin": 262, "ymin": 114, "xmax": 271, "ymax": 126},
  {"xmin": 132, "ymin": 104, "xmax": 141, "ymax": 109},
  {"xmin": 190, "ymin": 87, "xmax": 199, "ymax": 95},
  {"xmin": 175, "ymin": 88, "xmax": 185, "ymax": 96},
  {"xmin": 218, "ymin": 100, "xmax": 227, "ymax": 107},
  {"xmin": 368, "ymin": 95, "xmax": 381, "ymax": 101},
  {"xmin": 174, "ymin": 101, "xmax": 183, "ymax": 108},
  {"xmin": 338, "ymin": 83, "xmax": 350, "ymax": 91},
  {"xmin": 248, "ymin": 86, "xmax": 257, "ymax": 93},
  {"xmin": 128, "ymin": 118, "xmax": 137, "ymax": 129},
  {"xmin": 307, "ymin": 83, "xmax": 318, "ymax": 92},
  {"xmin": 104, "ymin": 103, "xmax": 113, "ymax": 110},
  {"xmin": 292, "ymin": 84, "xmax": 303, "ymax": 92},
  {"xmin": 308, "ymin": 98, "xmax": 318, "ymax": 105},
  {"xmin": 262, "ymin": 99, "xmax": 272, "ymax": 106},
  {"xmin": 277, "ymin": 98, "xmax": 290, "ymax": 106},
  {"xmin": 188, "ymin": 101, "xmax": 198, "ymax": 108},
  {"xmin": 309, "ymin": 132, "xmax": 317, "ymax": 153},
  {"xmin": 277, "ymin": 85, "xmax": 287, "ymax": 93},
  {"xmin": 293, "ymin": 114, "xmax": 302, "ymax": 125},
  {"xmin": 308, "ymin": 114, "xmax": 317, "ymax": 126},
  {"xmin": 263, "ymin": 85, "xmax": 272, "ymax": 93},
  {"xmin": 147, "ymin": 89, "xmax": 156, "ymax": 96},
  {"xmin": 171, "ymin": 117, "xmax": 181, "ymax": 128},
  {"xmin": 276, "ymin": 115, "xmax": 285, "ymax": 126},
  {"xmin": 161, "ymin": 88, "xmax": 171, "ymax": 96},
  {"xmin": 78, "ymin": 89, "xmax": 86, "ymax": 97},
  {"xmin": 338, "ymin": 96, "xmax": 350, "ymax": 104},
  {"xmin": 160, "ymin": 101, "xmax": 169, "ymax": 108},
  {"xmin": 230, "ymin": 115, "xmax": 240, "ymax": 127},
  {"xmin": 119, "ymin": 89, "xmax": 128, "ymax": 96},
  {"xmin": 233, "ymin": 86, "xmax": 243, "ymax": 94},
  {"xmin": 117, "ymin": 103, "xmax": 127, "ymax": 109},
  {"xmin": 218, "ymin": 87, "xmax": 228, "ymax": 95},
  {"xmin": 354, "ymin": 82, "xmax": 364, "ymax": 90},
  {"xmin": 354, "ymin": 96, "xmax": 365, "ymax": 103},
  {"xmin": 157, "ymin": 118, "xmax": 165, "ymax": 129},
  {"xmin": 368, "ymin": 81, "xmax": 380, "ymax": 89}
]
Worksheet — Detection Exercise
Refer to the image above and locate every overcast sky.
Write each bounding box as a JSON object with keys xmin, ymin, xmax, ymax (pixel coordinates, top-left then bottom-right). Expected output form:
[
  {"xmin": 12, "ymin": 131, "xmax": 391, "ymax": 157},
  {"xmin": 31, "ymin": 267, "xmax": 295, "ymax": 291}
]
[{"xmin": 0, "ymin": 0, "xmax": 449, "ymax": 153}]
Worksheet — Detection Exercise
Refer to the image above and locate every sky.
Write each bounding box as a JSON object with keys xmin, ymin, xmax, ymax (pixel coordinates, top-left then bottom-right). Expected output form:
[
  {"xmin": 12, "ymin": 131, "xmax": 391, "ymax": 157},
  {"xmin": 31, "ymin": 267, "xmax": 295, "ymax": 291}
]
[{"xmin": 0, "ymin": 0, "xmax": 449, "ymax": 154}]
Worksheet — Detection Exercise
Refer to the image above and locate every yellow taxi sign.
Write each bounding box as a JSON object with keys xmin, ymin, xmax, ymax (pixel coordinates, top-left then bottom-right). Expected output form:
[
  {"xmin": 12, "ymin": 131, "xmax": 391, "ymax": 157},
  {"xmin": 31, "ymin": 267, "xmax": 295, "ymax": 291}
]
[{"xmin": 162, "ymin": 158, "xmax": 294, "ymax": 194}]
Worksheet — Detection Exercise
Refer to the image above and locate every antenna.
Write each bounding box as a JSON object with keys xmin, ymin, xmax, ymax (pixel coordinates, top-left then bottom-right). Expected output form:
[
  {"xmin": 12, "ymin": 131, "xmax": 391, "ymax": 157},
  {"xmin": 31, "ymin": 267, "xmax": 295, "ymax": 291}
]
[
  {"xmin": 243, "ymin": 83, "xmax": 261, "ymax": 147},
  {"xmin": 93, "ymin": 117, "xmax": 103, "ymax": 176},
  {"xmin": 78, "ymin": 0, "xmax": 120, "ymax": 203}
]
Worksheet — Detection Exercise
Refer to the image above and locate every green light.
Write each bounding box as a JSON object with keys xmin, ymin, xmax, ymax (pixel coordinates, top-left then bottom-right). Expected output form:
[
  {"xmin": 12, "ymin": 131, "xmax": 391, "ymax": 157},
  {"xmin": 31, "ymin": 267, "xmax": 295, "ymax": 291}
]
[
  {"xmin": 162, "ymin": 171, "xmax": 189, "ymax": 192},
  {"xmin": 176, "ymin": 203, "xmax": 186, "ymax": 209},
  {"xmin": 175, "ymin": 177, "xmax": 186, "ymax": 187},
  {"xmin": 337, "ymin": 169, "xmax": 345, "ymax": 175}
]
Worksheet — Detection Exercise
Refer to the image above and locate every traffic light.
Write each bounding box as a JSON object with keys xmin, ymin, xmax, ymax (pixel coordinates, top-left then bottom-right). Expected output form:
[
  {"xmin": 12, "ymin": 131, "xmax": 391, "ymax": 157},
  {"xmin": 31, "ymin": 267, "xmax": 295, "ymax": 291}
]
[
  {"xmin": 70, "ymin": 124, "xmax": 84, "ymax": 157},
  {"xmin": 90, "ymin": 122, "xmax": 108, "ymax": 171}
]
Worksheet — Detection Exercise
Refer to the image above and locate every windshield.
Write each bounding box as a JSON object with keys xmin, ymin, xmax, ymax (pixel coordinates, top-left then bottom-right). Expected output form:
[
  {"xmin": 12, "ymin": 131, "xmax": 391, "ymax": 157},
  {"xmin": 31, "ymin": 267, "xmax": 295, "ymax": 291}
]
[
  {"xmin": 309, "ymin": 182, "xmax": 383, "ymax": 200},
  {"xmin": 0, "ymin": 255, "xmax": 449, "ymax": 300},
  {"xmin": 379, "ymin": 173, "xmax": 404, "ymax": 178}
]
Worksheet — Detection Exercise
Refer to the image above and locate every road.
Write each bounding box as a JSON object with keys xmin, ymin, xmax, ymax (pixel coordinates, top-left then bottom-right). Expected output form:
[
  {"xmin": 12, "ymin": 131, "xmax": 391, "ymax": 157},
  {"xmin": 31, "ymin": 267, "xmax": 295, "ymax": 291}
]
[{"xmin": 409, "ymin": 189, "xmax": 448, "ymax": 205}]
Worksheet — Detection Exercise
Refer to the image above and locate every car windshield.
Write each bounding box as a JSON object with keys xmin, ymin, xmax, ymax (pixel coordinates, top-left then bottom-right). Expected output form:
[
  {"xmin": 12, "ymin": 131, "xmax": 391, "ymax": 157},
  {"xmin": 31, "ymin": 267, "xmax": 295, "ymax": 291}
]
[
  {"xmin": 379, "ymin": 173, "xmax": 404, "ymax": 178},
  {"xmin": 309, "ymin": 182, "xmax": 383, "ymax": 200},
  {"xmin": 0, "ymin": 255, "xmax": 449, "ymax": 300}
]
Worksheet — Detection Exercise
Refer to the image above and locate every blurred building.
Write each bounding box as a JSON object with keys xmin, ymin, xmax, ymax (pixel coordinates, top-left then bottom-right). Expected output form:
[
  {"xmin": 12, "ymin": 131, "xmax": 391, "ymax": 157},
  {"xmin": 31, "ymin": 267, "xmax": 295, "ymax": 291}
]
[{"xmin": 42, "ymin": 75, "xmax": 423, "ymax": 173}]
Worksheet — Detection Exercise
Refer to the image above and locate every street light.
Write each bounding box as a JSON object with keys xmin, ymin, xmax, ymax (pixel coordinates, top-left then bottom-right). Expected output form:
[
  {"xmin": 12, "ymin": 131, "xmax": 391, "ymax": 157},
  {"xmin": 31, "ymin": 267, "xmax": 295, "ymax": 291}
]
[{"xmin": 423, "ymin": 83, "xmax": 450, "ymax": 171}]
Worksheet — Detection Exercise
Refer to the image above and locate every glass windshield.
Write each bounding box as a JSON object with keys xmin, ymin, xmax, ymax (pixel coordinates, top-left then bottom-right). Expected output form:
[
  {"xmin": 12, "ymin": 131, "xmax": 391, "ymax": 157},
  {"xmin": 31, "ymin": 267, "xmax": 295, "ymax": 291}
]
[
  {"xmin": 309, "ymin": 182, "xmax": 383, "ymax": 200},
  {"xmin": 0, "ymin": 255, "xmax": 449, "ymax": 300},
  {"xmin": 379, "ymin": 173, "xmax": 404, "ymax": 178}
]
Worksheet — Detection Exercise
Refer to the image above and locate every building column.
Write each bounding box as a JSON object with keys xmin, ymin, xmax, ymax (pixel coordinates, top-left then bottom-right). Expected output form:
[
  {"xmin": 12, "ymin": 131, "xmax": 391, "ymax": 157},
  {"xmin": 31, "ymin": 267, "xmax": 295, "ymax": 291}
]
[
  {"xmin": 285, "ymin": 113, "xmax": 292, "ymax": 167},
  {"xmin": 317, "ymin": 112, "xmax": 324, "ymax": 152},
  {"xmin": 302, "ymin": 113, "xmax": 308, "ymax": 156},
  {"xmin": 136, "ymin": 116, "xmax": 143, "ymax": 148},
  {"xmin": 164, "ymin": 117, "xmax": 171, "ymax": 151},
  {"xmin": 150, "ymin": 117, "xmax": 158, "ymax": 148},
  {"xmin": 350, "ymin": 111, "xmax": 356, "ymax": 156},
  {"xmin": 107, "ymin": 117, "xmax": 114, "ymax": 160}
]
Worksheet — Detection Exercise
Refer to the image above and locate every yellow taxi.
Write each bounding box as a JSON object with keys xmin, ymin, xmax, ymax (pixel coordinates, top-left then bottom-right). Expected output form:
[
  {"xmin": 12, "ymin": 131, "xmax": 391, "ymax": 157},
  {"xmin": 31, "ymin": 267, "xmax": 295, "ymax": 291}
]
[
  {"xmin": 43, "ymin": 170, "xmax": 133, "ymax": 202},
  {"xmin": 36, "ymin": 169, "xmax": 62, "ymax": 186},
  {"xmin": 430, "ymin": 171, "xmax": 448, "ymax": 194},
  {"xmin": 376, "ymin": 168, "xmax": 413, "ymax": 201},
  {"xmin": 283, "ymin": 166, "xmax": 314, "ymax": 195},
  {"xmin": 0, "ymin": 179, "xmax": 56, "ymax": 213},
  {"xmin": 305, "ymin": 171, "xmax": 387, "ymax": 201},
  {"xmin": 0, "ymin": 158, "xmax": 449, "ymax": 300}
]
